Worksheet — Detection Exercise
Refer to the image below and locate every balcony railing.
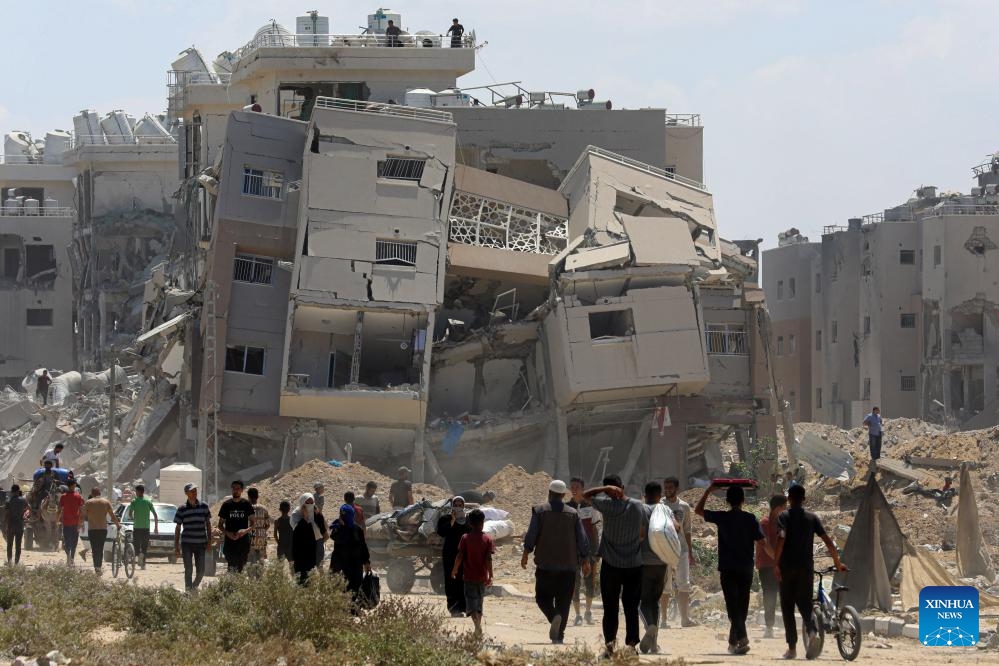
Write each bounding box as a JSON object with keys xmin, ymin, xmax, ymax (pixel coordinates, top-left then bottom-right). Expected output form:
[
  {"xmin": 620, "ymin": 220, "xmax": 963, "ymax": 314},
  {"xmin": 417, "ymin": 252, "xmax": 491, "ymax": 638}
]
[
  {"xmin": 313, "ymin": 96, "xmax": 453, "ymax": 124},
  {"xmin": 232, "ymin": 32, "xmax": 476, "ymax": 61},
  {"xmin": 705, "ymin": 330, "xmax": 749, "ymax": 355},
  {"xmin": 0, "ymin": 206, "xmax": 76, "ymax": 217},
  {"xmin": 71, "ymin": 135, "xmax": 176, "ymax": 148},
  {"xmin": 665, "ymin": 113, "xmax": 701, "ymax": 127},
  {"xmin": 449, "ymin": 190, "xmax": 569, "ymax": 255},
  {"xmin": 917, "ymin": 203, "xmax": 999, "ymax": 219},
  {"xmin": 586, "ymin": 146, "xmax": 707, "ymax": 191}
]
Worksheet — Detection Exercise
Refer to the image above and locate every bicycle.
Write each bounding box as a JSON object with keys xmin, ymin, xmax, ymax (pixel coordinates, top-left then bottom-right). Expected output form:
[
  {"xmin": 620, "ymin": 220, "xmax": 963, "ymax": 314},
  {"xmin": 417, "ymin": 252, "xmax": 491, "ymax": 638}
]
[
  {"xmin": 111, "ymin": 529, "xmax": 137, "ymax": 580},
  {"xmin": 811, "ymin": 565, "xmax": 862, "ymax": 661}
]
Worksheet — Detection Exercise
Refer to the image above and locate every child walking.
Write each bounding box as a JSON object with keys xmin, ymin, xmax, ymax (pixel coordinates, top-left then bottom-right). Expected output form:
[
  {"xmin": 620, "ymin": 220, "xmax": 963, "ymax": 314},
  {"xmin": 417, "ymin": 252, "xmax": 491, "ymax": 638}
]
[{"xmin": 451, "ymin": 508, "xmax": 494, "ymax": 638}]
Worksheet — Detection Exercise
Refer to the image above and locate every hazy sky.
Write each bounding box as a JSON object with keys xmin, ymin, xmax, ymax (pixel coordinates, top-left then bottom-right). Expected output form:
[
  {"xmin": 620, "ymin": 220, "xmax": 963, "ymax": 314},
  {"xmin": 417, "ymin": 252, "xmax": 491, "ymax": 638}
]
[{"xmin": 3, "ymin": 0, "xmax": 996, "ymax": 247}]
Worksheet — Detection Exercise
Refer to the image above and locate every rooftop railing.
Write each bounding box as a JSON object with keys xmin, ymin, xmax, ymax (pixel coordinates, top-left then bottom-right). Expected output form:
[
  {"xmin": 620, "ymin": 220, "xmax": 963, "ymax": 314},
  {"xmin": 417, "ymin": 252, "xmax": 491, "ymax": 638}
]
[
  {"xmin": 70, "ymin": 135, "xmax": 177, "ymax": 148},
  {"xmin": 665, "ymin": 113, "xmax": 701, "ymax": 127},
  {"xmin": 313, "ymin": 96, "xmax": 454, "ymax": 124},
  {"xmin": 586, "ymin": 145, "xmax": 707, "ymax": 191},
  {"xmin": 972, "ymin": 158, "xmax": 998, "ymax": 177},
  {"xmin": 232, "ymin": 32, "xmax": 476, "ymax": 61},
  {"xmin": 917, "ymin": 203, "xmax": 999, "ymax": 219},
  {"xmin": 0, "ymin": 206, "xmax": 76, "ymax": 217},
  {"xmin": 705, "ymin": 330, "xmax": 749, "ymax": 355},
  {"xmin": 0, "ymin": 155, "xmax": 55, "ymax": 165}
]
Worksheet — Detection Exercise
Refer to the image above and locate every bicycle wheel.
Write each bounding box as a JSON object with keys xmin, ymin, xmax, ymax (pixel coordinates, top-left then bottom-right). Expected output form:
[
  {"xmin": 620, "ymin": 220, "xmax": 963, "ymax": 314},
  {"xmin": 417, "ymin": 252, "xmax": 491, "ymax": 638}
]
[
  {"xmin": 111, "ymin": 542, "xmax": 121, "ymax": 578},
  {"xmin": 123, "ymin": 542, "xmax": 136, "ymax": 579},
  {"xmin": 807, "ymin": 603, "xmax": 825, "ymax": 658},
  {"xmin": 836, "ymin": 605, "xmax": 862, "ymax": 661}
]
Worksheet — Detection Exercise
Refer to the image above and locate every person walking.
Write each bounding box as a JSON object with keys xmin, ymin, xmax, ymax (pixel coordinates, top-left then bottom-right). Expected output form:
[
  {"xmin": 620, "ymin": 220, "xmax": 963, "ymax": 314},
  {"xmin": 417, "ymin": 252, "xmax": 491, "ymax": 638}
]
[
  {"xmin": 40, "ymin": 442, "xmax": 63, "ymax": 468},
  {"xmin": 775, "ymin": 484, "xmax": 847, "ymax": 659},
  {"xmin": 757, "ymin": 495, "xmax": 786, "ymax": 639},
  {"xmin": 437, "ymin": 496, "xmax": 472, "ymax": 616},
  {"xmin": 247, "ymin": 487, "xmax": 272, "ymax": 566},
  {"xmin": 5, "ymin": 485, "xmax": 28, "ymax": 564},
  {"xmin": 863, "ymin": 406, "xmax": 884, "ymax": 461},
  {"xmin": 661, "ymin": 476, "xmax": 697, "ymax": 629},
  {"xmin": 584, "ymin": 475, "xmax": 647, "ymax": 657},
  {"xmin": 83, "ymin": 487, "xmax": 120, "ymax": 575},
  {"xmin": 329, "ymin": 504, "xmax": 371, "ymax": 606},
  {"xmin": 452, "ymin": 509, "xmax": 494, "ymax": 639},
  {"xmin": 639, "ymin": 482, "xmax": 675, "ymax": 654},
  {"xmin": 174, "ymin": 483, "xmax": 212, "ymax": 591},
  {"xmin": 521, "ymin": 480, "xmax": 590, "ymax": 645},
  {"xmin": 128, "ymin": 484, "xmax": 158, "ymax": 569},
  {"xmin": 446, "ymin": 18, "xmax": 464, "ymax": 47},
  {"xmin": 57, "ymin": 479, "xmax": 85, "ymax": 565},
  {"xmin": 344, "ymin": 491, "xmax": 366, "ymax": 531},
  {"xmin": 36, "ymin": 370, "xmax": 52, "ymax": 406},
  {"xmin": 290, "ymin": 493, "xmax": 325, "ymax": 585},
  {"xmin": 568, "ymin": 477, "xmax": 601, "ymax": 626},
  {"xmin": 695, "ymin": 482, "xmax": 764, "ymax": 655},
  {"xmin": 218, "ymin": 480, "xmax": 253, "ymax": 573},
  {"xmin": 389, "ymin": 467, "xmax": 414, "ymax": 509},
  {"xmin": 274, "ymin": 500, "xmax": 293, "ymax": 562}
]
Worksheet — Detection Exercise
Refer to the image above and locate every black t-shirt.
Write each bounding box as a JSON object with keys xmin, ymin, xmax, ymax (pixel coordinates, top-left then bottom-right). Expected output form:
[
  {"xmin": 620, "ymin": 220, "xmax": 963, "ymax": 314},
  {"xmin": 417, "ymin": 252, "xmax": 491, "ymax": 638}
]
[
  {"xmin": 218, "ymin": 497, "xmax": 253, "ymax": 536},
  {"xmin": 389, "ymin": 480, "xmax": 412, "ymax": 507},
  {"xmin": 777, "ymin": 506, "xmax": 826, "ymax": 570},
  {"xmin": 703, "ymin": 509, "xmax": 764, "ymax": 571}
]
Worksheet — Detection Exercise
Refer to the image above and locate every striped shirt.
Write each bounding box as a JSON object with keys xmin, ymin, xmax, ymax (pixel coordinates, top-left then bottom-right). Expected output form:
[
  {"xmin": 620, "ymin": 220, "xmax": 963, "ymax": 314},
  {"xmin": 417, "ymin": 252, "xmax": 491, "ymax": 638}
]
[
  {"xmin": 590, "ymin": 496, "xmax": 646, "ymax": 569},
  {"xmin": 174, "ymin": 500, "xmax": 212, "ymax": 545}
]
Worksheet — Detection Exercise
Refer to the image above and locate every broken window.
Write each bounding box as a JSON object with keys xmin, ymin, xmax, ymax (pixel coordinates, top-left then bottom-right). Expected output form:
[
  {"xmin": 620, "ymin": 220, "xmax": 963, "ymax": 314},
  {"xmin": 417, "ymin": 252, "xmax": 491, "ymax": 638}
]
[
  {"xmin": 863, "ymin": 377, "xmax": 871, "ymax": 400},
  {"xmin": 242, "ymin": 168, "xmax": 283, "ymax": 199},
  {"xmin": 900, "ymin": 375, "xmax": 916, "ymax": 392},
  {"xmin": 863, "ymin": 316, "xmax": 871, "ymax": 336},
  {"xmin": 589, "ymin": 309, "xmax": 634, "ymax": 340},
  {"xmin": 934, "ymin": 245, "xmax": 941, "ymax": 266},
  {"xmin": 225, "ymin": 345, "xmax": 265, "ymax": 375},
  {"xmin": 900, "ymin": 313, "xmax": 916, "ymax": 329},
  {"xmin": 815, "ymin": 387, "xmax": 822, "ymax": 408},
  {"xmin": 375, "ymin": 239, "xmax": 417, "ymax": 266},
  {"xmin": 377, "ymin": 158, "xmax": 427, "ymax": 181},
  {"xmin": 788, "ymin": 277, "xmax": 796, "ymax": 298},
  {"xmin": 777, "ymin": 336, "xmax": 784, "ymax": 356},
  {"xmin": 965, "ymin": 227, "xmax": 997, "ymax": 256},
  {"xmin": 899, "ymin": 249, "xmax": 915, "ymax": 265},
  {"xmin": 776, "ymin": 280, "xmax": 784, "ymax": 300},
  {"xmin": 831, "ymin": 320, "xmax": 838, "ymax": 343},
  {"xmin": 815, "ymin": 330, "xmax": 822, "ymax": 351},
  {"xmin": 233, "ymin": 254, "xmax": 274, "ymax": 284},
  {"xmin": 26, "ymin": 308, "xmax": 53, "ymax": 326}
]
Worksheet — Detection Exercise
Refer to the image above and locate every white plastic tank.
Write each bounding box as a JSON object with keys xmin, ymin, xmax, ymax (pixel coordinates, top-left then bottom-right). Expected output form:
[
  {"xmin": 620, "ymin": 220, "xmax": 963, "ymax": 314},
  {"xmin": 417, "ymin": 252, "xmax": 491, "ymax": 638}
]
[
  {"xmin": 433, "ymin": 88, "xmax": 473, "ymax": 107},
  {"xmin": 253, "ymin": 20, "xmax": 295, "ymax": 47},
  {"xmin": 101, "ymin": 110, "xmax": 135, "ymax": 144},
  {"xmin": 43, "ymin": 197, "xmax": 58, "ymax": 212},
  {"xmin": 44, "ymin": 130, "xmax": 72, "ymax": 163},
  {"xmin": 296, "ymin": 12, "xmax": 330, "ymax": 46},
  {"xmin": 126, "ymin": 114, "xmax": 137, "ymax": 131},
  {"xmin": 414, "ymin": 30, "xmax": 441, "ymax": 48},
  {"xmin": 134, "ymin": 114, "xmax": 174, "ymax": 144},
  {"xmin": 23, "ymin": 198, "xmax": 39, "ymax": 215},
  {"xmin": 368, "ymin": 8, "xmax": 402, "ymax": 34},
  {"xmin": 73, "ymin": 110, "xmax": 105, "ymax": 145},
  {"xmin": 4, "ymin": 131, "xmax": 34, "ymax": 159},
  {"xmin": 3, "ymin": 195, "xmax": 20, "ymax": 215},
  {"xmin": 159, "ymin": 463, "xmax": 203, "ymax": 507},
  {"xmin": 404, "ymin": 88, "xmax": 436, "ymax": 108},
  {"xmin": 213, "ymin": 51, "xmax": 237, "ymax": 75}
]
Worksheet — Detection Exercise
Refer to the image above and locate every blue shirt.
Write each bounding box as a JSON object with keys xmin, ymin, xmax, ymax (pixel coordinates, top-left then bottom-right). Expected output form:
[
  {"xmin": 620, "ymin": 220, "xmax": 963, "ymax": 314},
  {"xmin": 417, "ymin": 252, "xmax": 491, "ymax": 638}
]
[{"xmin": 864, "ymin": 412, "xmax": 883, "ymax": 436}]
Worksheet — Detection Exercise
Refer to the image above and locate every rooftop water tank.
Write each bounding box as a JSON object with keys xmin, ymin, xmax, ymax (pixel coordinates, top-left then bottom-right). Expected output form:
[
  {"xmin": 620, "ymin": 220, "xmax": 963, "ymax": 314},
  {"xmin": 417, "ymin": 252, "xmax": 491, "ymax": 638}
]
[
  {"xmin": 44, "ymin": 130, "xmax": 72, "ymax": 163},
  {"xmin": 159, "ymin": 463, "xmax": 202, "ymax": 506},
  {"xmin": 134, "ymin": 114, "xmax": 174, "ymax": 144},
  {"xmin": 296, "ymin": 12, "xmax": 330, "ymax": 46},
  {"xmin": 433, "ymin": 88, "xmax": 473, "ymax": 107},
  {"xmin": 213, "ymin": 51, "xmax": 237, "ymax": 75},
  {"xmin": 73, "ymin": 110, "xmax": 105, "ymax": 145},
  {"xmin": 414, "ymin": 30, "xmax": 440, "ymax": 48},
  {"xmin": 3, "ymin": 195, "xmax": 20, "ymax": 215},
  {"xmin": 404, "ymin": 88, "xmax": 436, "ymax": 108},
  {"xmin": 367, "ymin": 8, "xmax": 401, "ymax": 34},
  {"xmin": 253, "ymin": 20, "xmax": 295, "ymax": 47},
  {"xmin": 43, "ymin": 197, "xmax": 58, "ymax": 212},
  {"xmin": 101, "ymin": 110, "xmax": 135, "ymax": 145},
  {"xmin": 4, "ymin": 131, "xmax": 35, "ymax": 159},
  {"xmin": 23, "ymin": 197, "xmax": 39, "ymax": 215}
]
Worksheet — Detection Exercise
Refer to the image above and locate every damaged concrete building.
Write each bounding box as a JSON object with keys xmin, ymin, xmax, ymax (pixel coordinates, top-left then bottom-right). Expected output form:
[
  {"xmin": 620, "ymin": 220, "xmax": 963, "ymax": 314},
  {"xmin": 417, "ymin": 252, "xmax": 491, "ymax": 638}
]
[{"xmin": 764, "ymin": 153, "xmax": 999, "ymax": 429}]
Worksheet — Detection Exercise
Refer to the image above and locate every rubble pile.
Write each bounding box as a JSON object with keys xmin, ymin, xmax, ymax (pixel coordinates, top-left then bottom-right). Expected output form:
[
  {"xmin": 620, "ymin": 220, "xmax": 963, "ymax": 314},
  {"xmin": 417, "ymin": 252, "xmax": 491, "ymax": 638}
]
[{"xmin": 476, "ymin": 464, "xmax": 553, "ymax": 538}]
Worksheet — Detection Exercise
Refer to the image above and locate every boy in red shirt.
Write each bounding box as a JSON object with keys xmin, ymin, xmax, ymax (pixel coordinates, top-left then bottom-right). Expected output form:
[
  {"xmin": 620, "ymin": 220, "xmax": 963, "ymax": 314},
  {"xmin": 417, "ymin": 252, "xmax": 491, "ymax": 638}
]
[
  {"xmin": 451, "ymin": 508, "xmax": 494, "ymax": 638},
  {"xmin": 57, "ymin": 480, "xmax": 86, "ymax": 565}
]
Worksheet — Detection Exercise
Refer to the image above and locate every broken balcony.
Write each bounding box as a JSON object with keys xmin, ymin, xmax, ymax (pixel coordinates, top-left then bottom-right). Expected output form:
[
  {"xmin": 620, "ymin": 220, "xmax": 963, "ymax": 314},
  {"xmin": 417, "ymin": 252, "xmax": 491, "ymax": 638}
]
[{"xmin": 280, "ymin": 305, "xmax": 430, "ymax": 426}]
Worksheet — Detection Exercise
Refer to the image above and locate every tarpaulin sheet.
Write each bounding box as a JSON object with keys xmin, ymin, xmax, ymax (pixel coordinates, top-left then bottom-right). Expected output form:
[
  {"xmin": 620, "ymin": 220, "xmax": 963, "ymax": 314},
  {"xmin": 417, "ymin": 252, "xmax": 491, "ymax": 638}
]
[
  {"xmin": 957, "ymin": 464, "xmax": 995, "ymax": 581},
  {"xmin": 900, "ymin": 540, "xmax": 999, "ymax": 611},
  {"xmin": 835, "ymin": 476, "xmax": 905, "ymax": 611}
]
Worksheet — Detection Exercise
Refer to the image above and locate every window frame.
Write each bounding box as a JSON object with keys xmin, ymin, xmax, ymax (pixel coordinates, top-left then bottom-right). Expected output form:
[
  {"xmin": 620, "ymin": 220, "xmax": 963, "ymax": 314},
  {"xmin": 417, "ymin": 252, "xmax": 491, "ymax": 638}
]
[
  {"xmin": 776, "ymin": 280, "xmax": 784, "ymax": 300},
  {"xmin": 26, "ymin": 308, "xmax": 54, "ymax": 327},
  {"xmin": 933, "ymin": 245, "xmax": 941, "ymax": 267},
  {"xmin": 232, "ymin": 253, "xmax": 275, "ymax": 285},
  {"xmin": 815, "ymin": 387, "xmax": 823, "ymax": 408},
  {"xmin": 241, "ymin": 167, "xmax": 284, "ymax": 200},
  {"xmin": 224, "ymin": 344, "xmax": 266, "ymax": 375},
  {"xmin": 900, "ymin": 313, "xmax": 916, "ymax": 329},
  {"xmin": 374, "ymin": 239, "xmax": 418, "ymax": 267},
  {"xmin": 899, "ymin": 249, "xmax": 915, "ymax": 265},
  {"xmin": 900, "ymin": 375, "xmax": 916, "ymax": 392},
  {"xmin": 788, "ymin": 277, "xmax": 796, "ymax": 298},
  {"xmin": 815, "ymin": 330, "xmax": 822, "ymax": 351},
  {"xmin": 588, "ymin": 308, "xmax": 635, "ymax": 341},
  {"xmin": 376, "ymin": 157, "xmax": 427, "ymax": 182},
  {"xmin": 776, "ymin": 336, "xmax": 784, "ymax": 356}
]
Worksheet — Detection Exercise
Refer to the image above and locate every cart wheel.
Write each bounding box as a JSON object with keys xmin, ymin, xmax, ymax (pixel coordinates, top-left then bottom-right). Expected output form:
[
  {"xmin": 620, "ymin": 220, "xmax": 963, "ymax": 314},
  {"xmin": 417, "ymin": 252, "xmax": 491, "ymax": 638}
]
[
  {"xmin": 386, "ymin": 558, "xmax": 417, "ymax": 594},
  {"xmin": 430, "ymin": 560, "xmax": 446, "ymax": 595}
]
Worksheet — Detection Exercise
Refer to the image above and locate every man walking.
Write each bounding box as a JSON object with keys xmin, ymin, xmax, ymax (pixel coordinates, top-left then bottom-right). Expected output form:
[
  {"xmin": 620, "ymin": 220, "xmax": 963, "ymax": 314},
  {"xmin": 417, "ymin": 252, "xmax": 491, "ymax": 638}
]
[
  {"xmin": 83, "ymin": 487, "xmax": 120, "ymax": 574},
  {"xmin": 174, "ymin": 483, "xmax": 212, "ymax": 591},
  {"xmin": 36, "ymin": 369, "xmax": 52, "ymax": 406},
  {"xmin": 218, "ymin": 480, "xmax": 253, "ymax": 573},
  {"xmin": 638, "ymin": 482, "xmax": 674, "ymax": 654},
  {"xmin": 568, "ymin": 477, "xmax": 601, "ymax": 626},
  {"xmin": 757, "ymin": 495, "xmax": 786, "ymax": 638},
  {"xmin": 775, "ymin": 484, "xmax": 846, "ymax": 659},
  {"xmin": 247, "ymin": 487, "xmax": 272, "ymax": 566},
  {"xmin": 584, "ymin": 475, "xmax": 647, "ymax": 657},
  {"xmin": 521, "ymin": 480, "xmax": 590, "ymax": 644},
  {"xmin": 40, "ymin": 442, "xmax": 64, "ymax": 468},
  {"xmin": 661, "ymin": 476, "xmax": 697, "ymax": 629},
  {"xmin": 57, "ymin": 479, "xmax": 85, "ymax": 565},
  {"xmin": 5, "ymin": 485, "xmax": 28, "ymax": 564},
  {"xmin": 863, "ymin": 406, "xmax": 883, "ymax": 461},
  {"xmin": 129, "ymin": 484, "xmax": 158, "ymax": 569},
  {"xmin": 390, "ymin": 467, "xmax": 414, "ymax": 509}
]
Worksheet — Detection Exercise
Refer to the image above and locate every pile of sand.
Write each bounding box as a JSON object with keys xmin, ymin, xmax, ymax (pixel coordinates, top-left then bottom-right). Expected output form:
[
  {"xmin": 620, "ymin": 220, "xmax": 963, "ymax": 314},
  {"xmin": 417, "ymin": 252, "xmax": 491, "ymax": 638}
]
[{"xmin": 476, "ymin": 464, "xmax": 553, "ymax": 537}]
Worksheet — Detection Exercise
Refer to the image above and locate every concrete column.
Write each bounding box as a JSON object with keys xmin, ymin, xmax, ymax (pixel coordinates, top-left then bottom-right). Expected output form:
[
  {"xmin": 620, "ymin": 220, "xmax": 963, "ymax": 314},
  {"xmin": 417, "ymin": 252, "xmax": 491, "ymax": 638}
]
[
  {"xmin": 412, "ymin": 427, "xmax": 426, "ymax": 484},
  {"xmin": 349, "ymin": 312, "xmax": 364, "ymax": 385},
  {"xmin": 413, "ymin": 311, "xmax": 436, "ymax": 484},
  {"xmin": 555, "ymin": 408, "xmax": 570, "ymax": 481}
]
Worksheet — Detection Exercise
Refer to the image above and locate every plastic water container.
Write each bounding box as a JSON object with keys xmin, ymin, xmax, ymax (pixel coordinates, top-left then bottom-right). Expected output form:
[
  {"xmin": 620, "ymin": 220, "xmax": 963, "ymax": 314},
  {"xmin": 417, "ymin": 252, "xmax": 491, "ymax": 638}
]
[{"xmin": 159, "ymin": 463, "xmax": 202, "ymax": 506}]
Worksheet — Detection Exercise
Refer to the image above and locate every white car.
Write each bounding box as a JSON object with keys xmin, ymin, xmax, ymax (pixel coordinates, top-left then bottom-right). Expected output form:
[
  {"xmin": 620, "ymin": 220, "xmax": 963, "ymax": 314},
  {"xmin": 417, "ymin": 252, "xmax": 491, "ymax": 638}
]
[{"xmin": 81, "ymin": 502, "xmax": 180, "ymax": 562}]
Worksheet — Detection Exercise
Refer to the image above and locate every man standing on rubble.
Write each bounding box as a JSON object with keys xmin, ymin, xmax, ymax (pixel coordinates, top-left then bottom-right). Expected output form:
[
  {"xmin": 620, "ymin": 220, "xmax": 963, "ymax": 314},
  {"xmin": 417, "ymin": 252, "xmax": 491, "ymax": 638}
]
[
  {"xmin": 863, "ymin": 406, "xmax": 884, "ymax": 461},
  {"xmin": 36, "ymin": 369, "xmax": 52, "ymax": 406},
  {"xmin": 218, "ymin": 480, "xmax": 254, "ymax": 573},
  {"xmin": 661, "ymin": 476, "xmax": 697, "ymax": 629},
  {"xmin": 57, "ymin": 479, "xmax": 85, "ymax": 565},
  {"xmin": 390, "ymin": 467, "xmax": 414, "ymax": 509},
  {"xmin": 521, "ymin": 480, "xmax": 590, "ymax": 645},
  {"xmin": 83, "ymin": 487, "xmax": 121, "ymax": 575},
  {"xmin": 174, "ymin": 483, "xmax": 212, "ymax": 591}
]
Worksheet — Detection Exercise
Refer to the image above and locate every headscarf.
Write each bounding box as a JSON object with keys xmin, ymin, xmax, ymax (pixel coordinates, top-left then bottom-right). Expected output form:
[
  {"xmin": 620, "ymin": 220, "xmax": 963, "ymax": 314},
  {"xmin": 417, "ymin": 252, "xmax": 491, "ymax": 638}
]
[
  {"xmin": 292, "ymin": 493, "xmax": 322, "ymax": 540},
  {"xmin": 452, "ymin": 496, "xmax": 467, "ymax": 524},
  {"xmin": 340, "ymin": 504, "xmax": 356, "ymax": 528}
]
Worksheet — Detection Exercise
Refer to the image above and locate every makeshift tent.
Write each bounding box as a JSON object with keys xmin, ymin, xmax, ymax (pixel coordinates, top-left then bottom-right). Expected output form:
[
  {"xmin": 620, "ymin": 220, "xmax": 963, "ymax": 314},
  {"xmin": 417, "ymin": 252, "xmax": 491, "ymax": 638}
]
[
  {"xmin": 835, "ymin": 476, "xmax": 905, "ymax": 611},
  {"xmin": 957, "ymin": 464, "xmax": 995, "ymax": 581},
  {"xmin": 900, "ymin": 540, "xmax": 999, "ymax": 611}
]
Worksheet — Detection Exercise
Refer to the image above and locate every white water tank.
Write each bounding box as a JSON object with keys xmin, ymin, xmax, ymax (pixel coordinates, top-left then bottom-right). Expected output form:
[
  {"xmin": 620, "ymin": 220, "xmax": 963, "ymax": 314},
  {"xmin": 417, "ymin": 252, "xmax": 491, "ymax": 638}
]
[
  {"xmin": 368, "ymin": 8, "xmax": 401, "ymax": 33},
  {"xmin": 44, "ymin": 130, "xmax": 72, "ymax": 163},
  {"xmin": 43, "ymin": 197, "xmax": 58, "ymax": 212},
  {"xmin": 159, "ymin": 463, "xmax": 202, "ymax": 506},
  {"xmin": 3, "ymin": 195, "xmax": 19, "ymax": 215},
  {"xmin": 253, "ymin": 21, "xmax": 294, "ymax": 47},
  {"xmin": 4, "ymin": 131, "xmax": 34, "ymax": 159},
  {"xmin": 213, "ymin": 51, "xmax": 237, "ymax": 75},
  {"xmin": 135, "ymin": 114, "xmax": 174, "ymax": 143},
  {"xmin": 414, "ymin": 30, "xmax": 440, "ymax": 48},
  {"xmin": 23, "ymin": 198, "xmax": 39, "ymax": 215},
  {"xmin": 296, "ymin": 13, "xmax": 330, "ymax": 46},
  {"xmin": 73, "ymin": 110, "xmax": 104, "ymax": 145},
  {"xmin": 101, "ymin": 110, "xmax": 135, "ymax": 144},
  {"xmin": 433, "ymin": 88, "xmax": 473, "ymax": 107},
  {"xmin": 404, "ymin": 88, "xmax": 436, "ymax": 108}
]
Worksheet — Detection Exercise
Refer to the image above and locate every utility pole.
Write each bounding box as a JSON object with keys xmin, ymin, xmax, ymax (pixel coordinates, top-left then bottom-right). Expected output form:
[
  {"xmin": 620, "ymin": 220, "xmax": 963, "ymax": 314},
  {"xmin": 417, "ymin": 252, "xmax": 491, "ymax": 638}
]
[{"xmin": 106, "ymin": 347, "xmax": 117, "ymax": 500}]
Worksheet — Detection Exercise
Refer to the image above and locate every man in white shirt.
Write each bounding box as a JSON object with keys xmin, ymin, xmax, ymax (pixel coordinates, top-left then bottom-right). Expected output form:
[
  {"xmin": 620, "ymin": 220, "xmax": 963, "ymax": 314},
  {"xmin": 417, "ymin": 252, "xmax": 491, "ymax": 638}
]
[
  {"xmin": 40, "ymin": 443, "xmax": 64, "ymax": 468},
  {"xmin": 661, "ymin": 476, "xmax": 697, "ymax": 628}
]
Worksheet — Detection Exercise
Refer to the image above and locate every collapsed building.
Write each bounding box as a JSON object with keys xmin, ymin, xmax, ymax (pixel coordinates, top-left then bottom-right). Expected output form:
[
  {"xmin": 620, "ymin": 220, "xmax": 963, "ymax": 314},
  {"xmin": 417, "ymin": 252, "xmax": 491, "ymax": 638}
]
[
  {"xmin": 2, "ymin": 10, "xmax": 781, "ymax": 499},
  {"xmin": 764, "ymin": 154, "xmax": 999, "ymax": 429}
]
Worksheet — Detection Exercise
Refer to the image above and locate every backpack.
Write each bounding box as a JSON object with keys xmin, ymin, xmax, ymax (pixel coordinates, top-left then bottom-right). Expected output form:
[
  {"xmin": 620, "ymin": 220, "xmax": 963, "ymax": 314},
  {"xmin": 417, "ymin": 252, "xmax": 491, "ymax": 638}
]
[{"xmin": 648, "ymin": 502, "xmax": 682, "ymax": 567}]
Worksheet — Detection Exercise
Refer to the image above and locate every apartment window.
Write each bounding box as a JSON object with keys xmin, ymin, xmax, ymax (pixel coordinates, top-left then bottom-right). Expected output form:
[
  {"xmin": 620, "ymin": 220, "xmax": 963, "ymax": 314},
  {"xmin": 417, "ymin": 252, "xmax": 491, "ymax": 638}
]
[
  {"xmin": 899, "ymin": 249, "xmax": 915, "ymax": 265},
  {"xmin": 26, "ymin": 308, "xmax": 53, "ymax": 327},
  {"xmin": 232, "ymin": 254, "xmax": 274, "ymax": 284},
  {"xmin": 242, "ymin": 167, "xmax": 284, "ymax": 199},
  {"xmin": 863, "ymin": 377, "xmax": 871, "ymax": 400},
  {"xmin": 375, "ymin": 239, "xmax": 418, "ymax": 267},
  {"xmin": 831, "ymin": 320, "xmax": 838, "ymax": 343},
  {"xmin": 815, "ymin": 274, "xmax": 821, "ymax": 293},
  {"xmin": 832, "ymin": 382, "xmax": 840, "ymax": 402},
  {"xmin": 933, "ymin": 245, "xmax": 941, "ymax": 267},
  {"xmin": 789, "ymin": 334, "xmax": 796, "ymax": 354},
  {"xmin": 225, "ymin": 345, "xmax": 265, "ymax": 375},
  {"xmin": 901, "ymin": 375, "xmax": 916, "ymax": 392},
  {"xmin": 815, "ymin": 330, "xmax": 822, "ymax": 351},
  {"xmin": 788, "ymin": 277, "xmax": 796, "ymax": 298},
  {"xmin": 777, "ymin": 280, "xmax": 784, "ymax": 300},
  {"xmin": 25, "ymin": 245, "xmax": 56, "ymax": 278},
  {"xmin": 377, "ymin": 158, "xmax": 426, "ymax": 181},
  {"xmin": 815, "ymin": 387, "xmax": 823, "ymax": 408},
  {"xmin": 864, "ymin": 316, "xmax": 871, "ymax": 336},
  {"xmin": 776, "ymin": 336, "xmax": 784, "ymax": 356},
  {"xmin": 706, "ymin": 324, "xmax": 749, "ymax": 355},
  {"xmin": 900, "ymin": 313, "xmax": 916, "ymax": 329},
  {"xmin": 589, "ymin": 309, "xmax": 634, "ymax": 340}
]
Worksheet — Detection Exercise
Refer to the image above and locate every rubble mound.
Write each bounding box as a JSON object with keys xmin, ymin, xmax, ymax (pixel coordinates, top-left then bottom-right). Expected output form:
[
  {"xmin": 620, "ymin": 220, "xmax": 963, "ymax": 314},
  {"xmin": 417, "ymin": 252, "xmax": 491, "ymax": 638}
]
[{"xmin": 477, "ymin": 464, "xmax": 553, "ymax": 537}]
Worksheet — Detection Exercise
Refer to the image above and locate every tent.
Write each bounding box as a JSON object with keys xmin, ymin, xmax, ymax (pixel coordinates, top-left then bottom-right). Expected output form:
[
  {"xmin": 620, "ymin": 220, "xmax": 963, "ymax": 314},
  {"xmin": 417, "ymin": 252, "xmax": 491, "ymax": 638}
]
[
  {"xmin": 900, "ymin": 539, "xmax": 999, "ymax": 611},
  {"xmin": 956, "ymin": 464, "xmax": 995, "ymax": 581}
]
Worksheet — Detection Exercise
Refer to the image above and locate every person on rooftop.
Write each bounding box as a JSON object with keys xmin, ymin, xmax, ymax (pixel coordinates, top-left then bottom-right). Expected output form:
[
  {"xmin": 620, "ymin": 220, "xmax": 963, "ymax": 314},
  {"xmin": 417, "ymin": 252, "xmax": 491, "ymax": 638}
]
[{"xmin": 446, "ymin": 18, "xmax": 464, "ymax": 48}]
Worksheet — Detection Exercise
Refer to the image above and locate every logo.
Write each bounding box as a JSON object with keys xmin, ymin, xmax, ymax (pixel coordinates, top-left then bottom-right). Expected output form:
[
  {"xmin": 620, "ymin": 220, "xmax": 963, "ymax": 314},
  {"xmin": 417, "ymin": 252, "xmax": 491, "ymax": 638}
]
[{"xmin": 919, "ymin": 586, "xmax": 979, "ymax": 646}]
